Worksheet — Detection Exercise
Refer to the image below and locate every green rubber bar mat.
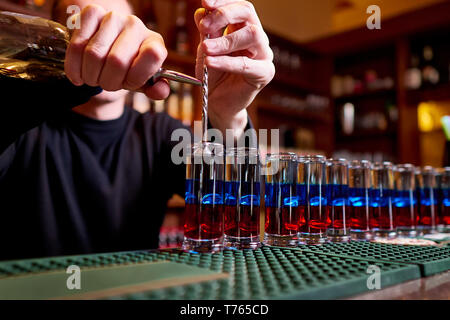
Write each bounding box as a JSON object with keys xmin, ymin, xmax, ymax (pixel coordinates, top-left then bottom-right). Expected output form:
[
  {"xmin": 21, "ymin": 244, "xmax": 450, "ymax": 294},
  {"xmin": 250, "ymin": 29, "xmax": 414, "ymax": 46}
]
[
  {"xmin": 0, "ymin": 261, "xmax": 228, "ymax": 300},
  {"xmin": 0, "ymin": 250, "xmax": 161, "ymax": 278},
  {"xmin": 297, "ymin": 242, "xmax": 450, "ymax": 277},
  {"xmin": 0, "ymin": 247, "xmax": 420, "ymax": 300}
]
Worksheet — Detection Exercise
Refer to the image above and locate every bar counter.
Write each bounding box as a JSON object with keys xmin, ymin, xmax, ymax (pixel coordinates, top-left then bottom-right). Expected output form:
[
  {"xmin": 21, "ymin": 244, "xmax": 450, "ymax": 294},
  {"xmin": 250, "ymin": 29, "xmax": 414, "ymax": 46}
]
[{"xmin": 0, "ymin": 241, "xmax": 449, "ymax": 300}]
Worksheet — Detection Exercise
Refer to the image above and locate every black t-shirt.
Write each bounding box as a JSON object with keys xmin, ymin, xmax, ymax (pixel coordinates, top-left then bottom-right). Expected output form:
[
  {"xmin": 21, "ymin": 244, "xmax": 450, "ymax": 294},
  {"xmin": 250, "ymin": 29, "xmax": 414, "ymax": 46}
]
[{"xmin": 0, "ymin": 76, "xmax": 188, "ymax": 261}]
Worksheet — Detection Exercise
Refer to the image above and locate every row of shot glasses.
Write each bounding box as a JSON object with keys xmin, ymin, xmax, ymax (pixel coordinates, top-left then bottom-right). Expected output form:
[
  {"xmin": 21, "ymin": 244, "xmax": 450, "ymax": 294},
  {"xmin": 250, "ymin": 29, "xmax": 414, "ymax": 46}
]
[{"xmin": 182, "ymin": 142, "xmax": 450, "ymax": 253}]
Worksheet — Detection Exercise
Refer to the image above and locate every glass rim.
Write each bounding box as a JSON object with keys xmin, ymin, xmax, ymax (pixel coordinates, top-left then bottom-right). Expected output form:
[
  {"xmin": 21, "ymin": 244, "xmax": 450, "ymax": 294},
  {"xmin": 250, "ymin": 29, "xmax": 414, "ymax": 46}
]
[
  {"xmin": 266, "ymin": 152, "xmax": 297, "ymax": 161},
  {"xmin": 226, "ymin": 147, "xmax": 259, "ymax": 155},
  {"xmin": 372, "ymin": 161, "xmax": 394, "ymax": 170},
  {"xmin": 299, "ymin": 154, "xmax": 326, "ymax": 164},
  {"xmin": 421, "ymin": 166, "xmax": 436, "ymax": 173},
  {"xmin": 349, "ymin": 159, "xmax": 372, "ymax": 169},
  {"xmin": 189, "ymin": 142, "xmax": 225, "ymax": 157},
  {"xmin": 326, "ymin": 158, "xmax": 348, "ymax": 166},
  {"xmin": 394, "ymin": 163, "xmax": 415, "ymax": 171},
  {"xmin": 191, "ymin": 142, "xmax": 224, "ymax": 148}
]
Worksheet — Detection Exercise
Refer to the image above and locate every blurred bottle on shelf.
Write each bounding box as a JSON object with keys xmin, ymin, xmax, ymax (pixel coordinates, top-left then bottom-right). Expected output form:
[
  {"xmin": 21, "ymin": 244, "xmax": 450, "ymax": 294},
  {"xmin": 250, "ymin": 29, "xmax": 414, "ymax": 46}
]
[
  {"xmin": 342, "ymin": 75, "xmax": 355, "ymax": 95},
  {"xmin": 331, "ymin": 75, "xmax": 344, "ymax": 97},
  {"xmin": 421, "ymin": 45, "xmax": 440, "ymax": 87},
  {"xmin": 289, "ymin": 53, "xmax": 301, "ymax": 73},
  {"xmin": 358, "ymin": 111, "xmax": 388, "ymax": 132},
  {"xmin": 332, "ymin": 71, "xmax": 394, "ymax": 97},
  {"xmin": 405, "ymin": 54, "xmax": 422, "ymax": 90},
  {"xmin": 181, "ymin": 84, "xmax": 193, "ymax": 126},
  {"xmin": 386, "ymin": 101, "xmax": 399, "ymax": 124},
  {"xmin": 279, "ymin": 49, "xmax": 290, "ymax": 73},
  {"xmin": 171, "ymin": 0, "xmax": 189, "ymax": 55},
  {"xmin": 365, "ymin": 70, "xmax": 378, "ymax": 90},
  {"xmin": 341, "ymin": 102, "xmax": 355, "ymax": 135},
  {"xmin": 295, "ymin": 128, "xmax": 315, "ymax": 150},
  {"xmin": 270, "ymin": 93, "xmax": 328, "ymax": 113}
]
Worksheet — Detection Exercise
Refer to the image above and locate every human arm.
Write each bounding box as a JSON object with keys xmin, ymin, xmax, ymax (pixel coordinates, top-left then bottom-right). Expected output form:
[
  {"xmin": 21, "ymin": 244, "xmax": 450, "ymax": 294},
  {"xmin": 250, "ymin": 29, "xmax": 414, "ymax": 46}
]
[{"xmin": 194, "ymin": 0, "xmax": 275, "ymax": 138}]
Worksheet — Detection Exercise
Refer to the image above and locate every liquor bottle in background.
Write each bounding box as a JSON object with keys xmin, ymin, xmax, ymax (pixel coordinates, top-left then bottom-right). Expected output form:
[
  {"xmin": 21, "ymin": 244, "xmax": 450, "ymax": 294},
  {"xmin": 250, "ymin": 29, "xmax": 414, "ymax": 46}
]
[
  {"xmin": 171, "ymin": 1, "xmax": 190, "ymax": 55},
  {"xmin": 405, "ymin": 54, "xmax": 422, "ymax": 90},
  {"xmin": 181, "ymin": 84, "xmax": 193, "ymax": 126},
  {"xmin": 421, "ymin": 45, "xmax": 440, "ymax": 87}
]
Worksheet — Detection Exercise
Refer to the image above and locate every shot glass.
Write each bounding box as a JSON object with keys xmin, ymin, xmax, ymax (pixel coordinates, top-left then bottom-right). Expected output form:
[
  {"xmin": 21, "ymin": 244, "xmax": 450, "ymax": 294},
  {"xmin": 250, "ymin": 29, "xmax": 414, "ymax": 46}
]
[
  {"xmin": 263, "ymin": 153, "xmax": 299, "ymax": 247},
  {"xmin": 224, "ymin": 147, "xmax": 261, "ymax": 250},
  {"xmin": 326, "ymin": 159, "xmax": 351, "ymax": 243},
  {"xmin": 370, "ymin": 162, "xmax": 397, "ymax": 239},
  {"xmin": 349, "ymin": 160, "xmax": 373, "ymax": 241},
  {"xmin": 182, "ymin": 142, "xmax": 225, "ymax": 253},
  {"xmin": 393, "ymin": 164, "xmax": 418, "ymax": 237},
  {"xmin": 416, "ymin": 166, "xmax": 438, "ymax": 234},
  {"xmin": 298, "ymin": 155, "xmax": 329, "ymax": 245}
]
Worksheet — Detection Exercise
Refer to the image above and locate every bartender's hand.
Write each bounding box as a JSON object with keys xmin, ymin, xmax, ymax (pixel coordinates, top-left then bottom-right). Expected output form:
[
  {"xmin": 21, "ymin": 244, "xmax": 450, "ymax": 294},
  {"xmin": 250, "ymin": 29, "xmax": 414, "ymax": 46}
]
[
  {"xmin": 195, "ymin": 0, "xmax": 275, "ymax": 136},
  {"xmin": 64, "ymin": 5, "xmax": 170, "ymax": 100}
]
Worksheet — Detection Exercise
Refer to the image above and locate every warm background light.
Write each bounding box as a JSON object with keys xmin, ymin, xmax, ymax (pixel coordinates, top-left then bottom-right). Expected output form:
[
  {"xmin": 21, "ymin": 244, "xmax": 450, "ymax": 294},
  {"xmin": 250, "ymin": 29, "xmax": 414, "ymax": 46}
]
[
  {"xmin": 418, "ymin": 101, "xmax": 450, "ymax": 166},
  {"xmin": 252, "ymin": 0, "xmax": 447, "ymax": 42}
]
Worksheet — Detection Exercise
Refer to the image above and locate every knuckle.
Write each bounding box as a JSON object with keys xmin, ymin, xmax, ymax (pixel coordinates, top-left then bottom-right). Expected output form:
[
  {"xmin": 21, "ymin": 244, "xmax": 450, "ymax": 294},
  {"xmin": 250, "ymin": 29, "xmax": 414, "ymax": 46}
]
[
  {"xmin": 126, "ymin": 15, "xmax": 143, "ymax": 28},
  {"xmin": 84, "ymin": 44, "xmax": 105, "ymax": 61},
  {"xmin": 82, "ymin": 4, "xmax": 106, "ymax": 18},
  {"xmin": 69, "ymin": 38, "xmax": 88, "ymax": 54},
  {"xmin": 216, "ymin": 7, "xmax": 229, "ymax": 24},
  {"xmin": 143, "ymin": 43, "xmax": 167, "ymax": 64},
  {"xmin": 222, "ymin": 36, "xmax": 234, "ymax": 51},
  {"xmin": 104, "ymin": 11, "xmax": 124, "ymax": 25},
  {"xmin": 246, "ymin": 24, "xmax": 259, "ymax": 40},
  {"xmin": 243, "ymin": 1, "xmax": 255, "ymax": 13},
  {"xmin": 107, "ymin": 53, "xmax": 128, "ymax": 71}
]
